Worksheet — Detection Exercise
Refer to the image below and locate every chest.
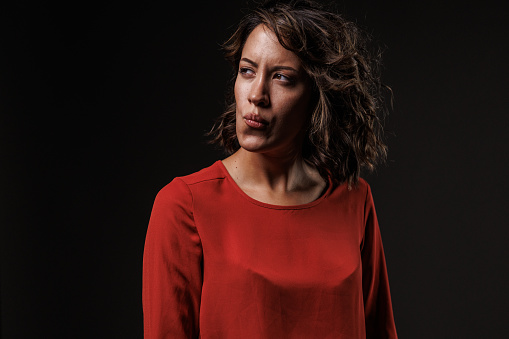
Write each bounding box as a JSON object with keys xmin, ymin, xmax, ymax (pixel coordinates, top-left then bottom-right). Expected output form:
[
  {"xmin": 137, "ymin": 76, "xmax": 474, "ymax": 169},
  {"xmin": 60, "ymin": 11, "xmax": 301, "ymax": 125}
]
[{"xmin": 194, "ymin": 197, "xmax": 364, "ymax": 286}]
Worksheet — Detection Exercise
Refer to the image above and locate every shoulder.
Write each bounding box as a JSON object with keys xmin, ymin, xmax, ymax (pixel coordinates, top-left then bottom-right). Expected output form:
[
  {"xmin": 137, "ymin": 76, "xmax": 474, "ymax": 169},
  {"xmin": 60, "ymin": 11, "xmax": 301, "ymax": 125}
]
[
  {"xmin": 331, "ymin": 177, "xmax": 370, "ymax": 201},
  {"xmin": 355, "ymin": 177, "xmax": 374, "ymax": 205},
  {"xmin": 354, "ymin": 178, "xmax": 378, "ymax": 224},
  {"xmin": 178, "ymin": 161, "xmax": 226, "ymax": 187},
  {"xmin": 155, "ymin": 161, "xmax": 225, "ymax": 203},
  {"xmin": 357, "ymin": 177, "xmax": 371, "ymax": 197}
]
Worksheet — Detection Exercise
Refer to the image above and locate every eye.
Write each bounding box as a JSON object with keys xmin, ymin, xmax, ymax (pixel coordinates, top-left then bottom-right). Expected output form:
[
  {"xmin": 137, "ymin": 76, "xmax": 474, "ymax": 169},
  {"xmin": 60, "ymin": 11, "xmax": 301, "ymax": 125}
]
[
  {"xmin": 239, "ymin": 67, "xmax": 255, "ymax": 76},
  {"xmin": 274, "ymin": 73, "xmax": 292, "ymax": 83}
]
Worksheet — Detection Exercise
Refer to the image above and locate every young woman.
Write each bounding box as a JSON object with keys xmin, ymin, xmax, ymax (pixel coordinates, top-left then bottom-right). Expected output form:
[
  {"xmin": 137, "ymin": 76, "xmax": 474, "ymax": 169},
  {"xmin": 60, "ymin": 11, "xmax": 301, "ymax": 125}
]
[{"xmin": 143, "ymin": 1, "xmax": 397, "ymax": 338}]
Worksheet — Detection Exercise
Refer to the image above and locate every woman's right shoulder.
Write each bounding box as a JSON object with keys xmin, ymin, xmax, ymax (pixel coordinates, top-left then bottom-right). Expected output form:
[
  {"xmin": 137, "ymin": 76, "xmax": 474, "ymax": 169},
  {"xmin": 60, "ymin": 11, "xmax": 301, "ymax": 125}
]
[
  {"xmin": 154, "ymin": 160, "xmax": 226, "ymax": 203},
  {"xmin": 154, "ymin": 177, "xmax": 191, "ymax": 204}
]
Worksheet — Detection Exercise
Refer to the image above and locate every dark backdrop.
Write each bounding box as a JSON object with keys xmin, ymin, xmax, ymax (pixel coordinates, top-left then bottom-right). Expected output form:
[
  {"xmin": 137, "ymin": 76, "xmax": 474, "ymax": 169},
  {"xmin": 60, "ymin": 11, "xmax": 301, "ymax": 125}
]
[{"xmin": 2, "ymin": 1, "xmax": 508, "ymax": 338}]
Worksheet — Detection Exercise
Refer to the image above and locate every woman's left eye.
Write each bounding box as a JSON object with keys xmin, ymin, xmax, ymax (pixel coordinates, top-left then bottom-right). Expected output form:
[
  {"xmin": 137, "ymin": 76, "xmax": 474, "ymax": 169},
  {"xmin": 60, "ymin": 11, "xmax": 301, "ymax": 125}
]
[{"xmin": 274, "ymin": 73, "xmax": 292, "ymax": 82}]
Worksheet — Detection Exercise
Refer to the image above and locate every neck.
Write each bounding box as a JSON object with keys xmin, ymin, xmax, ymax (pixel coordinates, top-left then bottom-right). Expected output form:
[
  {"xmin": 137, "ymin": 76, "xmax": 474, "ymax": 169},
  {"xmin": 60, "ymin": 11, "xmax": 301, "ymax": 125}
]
[{"xmin": 227, "ymin": 147, "xmax": 313, "ymax": 193}]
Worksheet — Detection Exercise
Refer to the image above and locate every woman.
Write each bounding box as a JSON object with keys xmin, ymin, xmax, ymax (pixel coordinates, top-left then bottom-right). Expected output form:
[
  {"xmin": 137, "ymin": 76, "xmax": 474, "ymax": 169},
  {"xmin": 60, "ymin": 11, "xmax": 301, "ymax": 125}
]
[{"xmin": 143, "ymin": 0, "xmax": 397, "ymax": 338}]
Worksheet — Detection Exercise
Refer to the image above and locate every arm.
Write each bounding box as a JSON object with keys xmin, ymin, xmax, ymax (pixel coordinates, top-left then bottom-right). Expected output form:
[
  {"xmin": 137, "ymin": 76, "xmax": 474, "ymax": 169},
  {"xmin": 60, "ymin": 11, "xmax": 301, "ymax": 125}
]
[
  {"xmin": 361, "ymin": 184, "xmax": 398, "ymax": 339},
  {"xmin": 143, "ymin": 178, "xmax": 203, "ymax": 339}
]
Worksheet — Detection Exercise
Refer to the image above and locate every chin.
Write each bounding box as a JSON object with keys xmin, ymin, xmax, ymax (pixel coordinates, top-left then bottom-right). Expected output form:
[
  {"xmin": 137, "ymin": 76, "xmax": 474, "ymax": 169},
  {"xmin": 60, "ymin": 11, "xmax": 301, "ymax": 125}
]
[{"xmin": 238, "ymin": 139, "xmax": 268, "ymax": 153}]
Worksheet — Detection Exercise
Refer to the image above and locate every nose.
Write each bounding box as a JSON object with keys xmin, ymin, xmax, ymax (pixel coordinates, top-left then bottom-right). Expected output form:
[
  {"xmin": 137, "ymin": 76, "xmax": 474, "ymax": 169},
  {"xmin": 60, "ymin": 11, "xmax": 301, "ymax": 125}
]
[{"xmin": 248, "ymin": 77, "xmax": 270, "ymax": 107}]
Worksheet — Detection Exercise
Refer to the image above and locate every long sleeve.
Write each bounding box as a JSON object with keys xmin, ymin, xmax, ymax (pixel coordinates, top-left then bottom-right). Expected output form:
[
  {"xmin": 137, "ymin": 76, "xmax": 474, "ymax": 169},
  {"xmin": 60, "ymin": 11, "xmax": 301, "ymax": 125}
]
[
  {"xmin": 143, "ymin": 178, "xmax": 203, "ymax": 339},
  {"xmin": 361, "ymin": 184, "xmax": 398, "ymax": 339}
]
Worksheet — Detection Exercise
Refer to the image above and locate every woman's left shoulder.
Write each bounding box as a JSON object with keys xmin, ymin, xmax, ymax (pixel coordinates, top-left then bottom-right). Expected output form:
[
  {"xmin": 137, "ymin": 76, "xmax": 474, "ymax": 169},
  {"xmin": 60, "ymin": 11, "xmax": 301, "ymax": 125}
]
[
  {"xmin": 338, "ymin": 177, "xmax": 371, "ymax": 198},
  {"xmin": 356, "ymin": 177, "xmax": 374, "ymax": 200},
  {"xmin": 357, "ymin": 177, "xmax": 370, "ymax": 189},
  {"xmin": 326, "ymin": 177, "xmax": 371, "ymax": 207}
]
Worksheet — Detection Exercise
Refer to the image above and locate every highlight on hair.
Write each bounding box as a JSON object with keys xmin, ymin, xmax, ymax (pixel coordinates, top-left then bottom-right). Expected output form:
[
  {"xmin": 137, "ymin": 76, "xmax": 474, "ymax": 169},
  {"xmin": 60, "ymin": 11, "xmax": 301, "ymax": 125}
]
[{"xmin": 209, "ymin": 0, "xmax": 390, "ymax": 187}]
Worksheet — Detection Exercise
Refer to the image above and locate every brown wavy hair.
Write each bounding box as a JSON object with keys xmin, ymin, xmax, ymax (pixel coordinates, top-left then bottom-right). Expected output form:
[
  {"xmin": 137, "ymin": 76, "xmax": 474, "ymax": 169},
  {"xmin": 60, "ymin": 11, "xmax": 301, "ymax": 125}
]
[{"xmin": 209, "ymin": 0, "xmax": 390, "ymax": 187}]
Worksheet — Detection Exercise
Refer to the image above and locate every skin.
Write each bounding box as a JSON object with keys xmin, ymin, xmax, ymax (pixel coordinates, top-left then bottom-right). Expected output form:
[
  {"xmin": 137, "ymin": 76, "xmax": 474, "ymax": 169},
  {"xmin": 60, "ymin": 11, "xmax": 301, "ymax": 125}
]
[{"xmin": 222, "ymin": 25, "xmax": 326, "ymax": 206}]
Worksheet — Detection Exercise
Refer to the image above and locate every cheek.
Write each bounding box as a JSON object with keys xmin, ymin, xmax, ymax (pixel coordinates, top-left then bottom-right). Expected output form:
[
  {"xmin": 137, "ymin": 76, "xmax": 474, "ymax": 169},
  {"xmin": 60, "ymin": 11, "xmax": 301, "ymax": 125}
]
[
  {"xmin": 234, "ymin": 78, "xmax": 244, "ymax": 110},
  {"xmin": 279, "ymin": 91, "xmax": 310, "ymax": 119},
  {"xmin": 276, "ymin": 93, "xmax": 312, "ymax": 137}
]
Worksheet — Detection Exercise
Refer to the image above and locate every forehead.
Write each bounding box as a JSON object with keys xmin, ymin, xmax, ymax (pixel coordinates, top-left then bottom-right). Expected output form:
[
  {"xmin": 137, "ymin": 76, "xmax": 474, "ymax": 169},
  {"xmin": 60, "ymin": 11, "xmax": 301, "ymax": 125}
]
[{"xmin": 241, "ymin": 24, "xmax": 302, "ymax": 68}]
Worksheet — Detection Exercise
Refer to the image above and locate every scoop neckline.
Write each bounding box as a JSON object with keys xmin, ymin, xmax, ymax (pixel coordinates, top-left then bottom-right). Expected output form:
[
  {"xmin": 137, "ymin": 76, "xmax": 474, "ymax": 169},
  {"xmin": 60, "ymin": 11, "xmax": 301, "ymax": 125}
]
[{"xmin": 216, "ymin": 160, "xmax": 332, "ymax": 210}]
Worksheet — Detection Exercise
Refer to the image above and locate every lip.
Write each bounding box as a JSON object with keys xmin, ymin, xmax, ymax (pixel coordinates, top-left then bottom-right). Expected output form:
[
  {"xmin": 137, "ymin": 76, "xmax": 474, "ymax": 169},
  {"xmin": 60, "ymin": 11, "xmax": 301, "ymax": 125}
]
[{"xmin": 243, "ymin": 113, "xmax": 268, "ymax": 129}]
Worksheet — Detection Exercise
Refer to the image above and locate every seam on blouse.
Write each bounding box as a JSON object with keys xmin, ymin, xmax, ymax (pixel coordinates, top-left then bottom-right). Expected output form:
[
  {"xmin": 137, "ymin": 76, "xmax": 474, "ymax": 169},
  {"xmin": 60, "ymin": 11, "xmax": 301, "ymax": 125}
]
[
  {"xmin": 360, "ymin": 182, "xmax": 370, "ymax": 251},
  {"xmin": 175, "ymin": 177, "xmax": 203, "ymax": 246},
  {"xmin": 186, "ymin": 176, "xmax": 226, "ymax": 186},
  {"xmin": 216, "ymin": 160, "xmax": 332, "ymax": 210},
  {"xmin": 233, "ymin": 179, "xmax": 333, "ymax": 210},
  {"xmin": 238, "ymin": 197, "xmax": 325, "ymax": 210},
  {"xmin": 174, "ymin": 178, "xmax": 204, "ymax": 333}
]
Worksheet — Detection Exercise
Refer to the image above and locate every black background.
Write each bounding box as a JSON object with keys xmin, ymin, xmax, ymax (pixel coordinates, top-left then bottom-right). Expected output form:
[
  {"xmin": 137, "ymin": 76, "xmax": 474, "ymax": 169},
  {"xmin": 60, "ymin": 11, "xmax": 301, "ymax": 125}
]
[{"xmin": 2, "ymin": 1, "xmax": 508, "ymax": 338}]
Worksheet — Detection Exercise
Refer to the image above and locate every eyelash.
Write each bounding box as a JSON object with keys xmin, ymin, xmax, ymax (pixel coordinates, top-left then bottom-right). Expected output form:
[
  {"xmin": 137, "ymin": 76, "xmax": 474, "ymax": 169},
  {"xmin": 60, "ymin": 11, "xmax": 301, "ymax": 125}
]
[{"xmin": 238, "ymin": 67, "xmax": 293, "ymax": 84}]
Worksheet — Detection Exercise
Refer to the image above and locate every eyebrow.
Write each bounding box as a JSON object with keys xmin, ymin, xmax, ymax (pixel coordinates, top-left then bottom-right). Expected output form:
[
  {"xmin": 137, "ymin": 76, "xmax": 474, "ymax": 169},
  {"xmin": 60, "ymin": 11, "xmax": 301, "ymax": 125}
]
[{"xmin": 240, "ymin": 57, "xmax": 299, "ymax": 73}]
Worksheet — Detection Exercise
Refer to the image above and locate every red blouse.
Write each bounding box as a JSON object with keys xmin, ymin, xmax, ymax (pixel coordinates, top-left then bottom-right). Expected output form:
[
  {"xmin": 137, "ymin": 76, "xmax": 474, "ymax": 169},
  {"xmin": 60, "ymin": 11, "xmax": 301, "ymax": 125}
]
[{"xmin": 143, "ymin": 161, "xmax": 397, "ymax": 338}]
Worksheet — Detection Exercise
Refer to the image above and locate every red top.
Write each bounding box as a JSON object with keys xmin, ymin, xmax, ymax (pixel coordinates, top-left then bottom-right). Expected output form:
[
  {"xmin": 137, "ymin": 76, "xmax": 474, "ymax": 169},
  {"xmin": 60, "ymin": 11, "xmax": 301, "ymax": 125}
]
[{"xmin": 143, "ymin": 161, "xmax": 397, "ymax": 338}]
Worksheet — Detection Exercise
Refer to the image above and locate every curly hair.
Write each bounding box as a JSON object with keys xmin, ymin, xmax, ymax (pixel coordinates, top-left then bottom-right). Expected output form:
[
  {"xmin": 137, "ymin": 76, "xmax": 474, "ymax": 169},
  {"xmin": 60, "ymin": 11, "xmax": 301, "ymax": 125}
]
[{"xmin": 209, "ymin": 0, "xmax": 389, "ymax": 187}]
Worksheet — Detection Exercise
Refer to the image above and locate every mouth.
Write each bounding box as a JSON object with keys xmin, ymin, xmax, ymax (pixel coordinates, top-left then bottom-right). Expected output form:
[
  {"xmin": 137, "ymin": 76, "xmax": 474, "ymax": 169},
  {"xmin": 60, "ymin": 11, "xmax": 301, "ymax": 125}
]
[{"xmin": 243, "ymin": 113, "xmax": 268, "ymax": 129}]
